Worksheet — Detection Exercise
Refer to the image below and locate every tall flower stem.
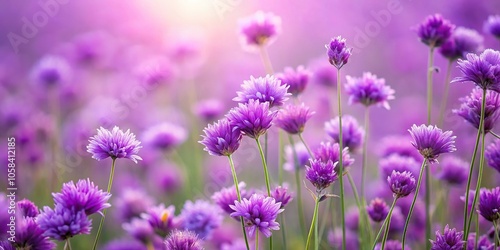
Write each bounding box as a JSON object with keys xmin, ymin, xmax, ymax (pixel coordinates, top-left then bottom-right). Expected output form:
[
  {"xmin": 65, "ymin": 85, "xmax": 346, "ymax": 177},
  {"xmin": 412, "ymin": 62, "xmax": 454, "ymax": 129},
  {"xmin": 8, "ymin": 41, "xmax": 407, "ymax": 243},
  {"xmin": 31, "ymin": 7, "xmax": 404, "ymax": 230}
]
[
  {"xmin": 289, "ymin": 135, "xmax": 306, "ymax": 240},
  {"xmin": 401, "ymin": 159, "xmax": 428, "ymax": 250},
  {"xmin": 425, "ymin": 161, "xmax": 431, "ymax": 250},
  {"xmin": 336, "ymin": 68, "xmax": 347, "ymax": 250},
  {"xmin": 279, "ymin": 214, "xmax": 288, "ymax": 250},
  {"xmin": 427, "ymin": 46, "xmax": 435, "ymax": 124},
  {"xmin": 372, "ymin": 197, "xmax": 398, "ymax": 249},
  {"xmin": 228, "ymin": 155, "xmax": 251, "ymax": 250},
  {"xmin": 255, "ymin": 137, "xmax": 273, "ymax": 250},
  {"xmin": 494, "ymin": 220, "xmax": 499, "ymax": 248},
  {"xmin": 255, "ymin": 230, "xmax": 260, "ymax": 250},
  {"xmin": 465, "ymin": 89, "xmax": 488, "ymax": 238},
  {"xmin": 438, "ymin": 60, "xmax": 454, "ymax": 127},
  {"xmin": 361, "ymin": 107, "xmax": 370, "ymax": 198},
  {"xmin": 298, "ymin": 133, "xmax": 313, "ymax": 157},
  {"xmin": 92, "ymin": 158, "xmax": 117, "ymax": 250},
  {"xmin": 259, "ymin": 46, "xmax": 274, "ymax": 75},
  {"xmin": 278, "ymin": 131, "xmax": 285, "ymax": 185},
  {"xmin": 491, "ymin": 131, "xmax": 500, "ymax": 139},
  {"xmin": 347, "ymin": 172, "xmax": 372, "ymax": 249},
  {"xmin": 65, "ymin": 238, "xmax": 72, "ymax": 250},
  {"xmin": 305, "ymin": 197, "xmax": 320, "ymax": 250}
]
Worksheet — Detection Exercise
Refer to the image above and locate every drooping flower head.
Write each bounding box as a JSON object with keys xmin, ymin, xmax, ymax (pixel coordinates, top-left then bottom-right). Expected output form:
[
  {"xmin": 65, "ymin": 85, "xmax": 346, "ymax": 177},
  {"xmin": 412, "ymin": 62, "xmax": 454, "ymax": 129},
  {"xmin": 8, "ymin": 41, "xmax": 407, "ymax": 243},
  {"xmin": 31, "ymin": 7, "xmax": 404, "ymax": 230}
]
[
  {"xmin": 87, "ymin": 126, "xmax": 142, "ymax": 163},
  {"xmin": 17, "ymin": 199, "xmax": 39, "ymax": 218},
  {"xmin": 367, "ymin": 198, "xmax": 389, "ymax": 223},
  {"xmin": 478, "ymin": 187, "xmax": 500, "ymax": 222},
  {"xmin": 387, "ymin": 170, "xmax": 417, "ymax": 198},
  {"xmin": 379, "ymin": 155, "xmax": 420, "ymax": 181},
  {"xmin": 452, "ymin": 49, "xmax": 500, "ymax": 92},
  {"xmin": 274, "ymin": 103, "xmax": 314, "ymax": 134},
  {"xmin": 179, "ymin": 200, "xmax": 223, "ymax": 239},
  {"xmin": 199, "ymin": 118, "xmax": 242, "ymax": 156},
  {"xmin": 436, "ymin": 156, "xmax": 468, "ymax": 185},
  {"xmin": 212, "ymin": 182, "xmax": 248, "ymax": 215},
  {"xmin": 314, "ymin": 141, "xmax": 354, "ymax": 172},
  {"xmin": 37, "ymin": 205, "xmax": 92, "ymax": 241},
  {"xmin": 430, "ymin": 225, "xmax": 465, "ymax": 250},
  {"xmin": 306, "ymin": 158, "xmax": 338, "ymax": 192},
  {"xmin": 325, "ymin": 115, "xmax": 365, "ymax": 152},
  {"xmin": 52, "ymin": 178, "xmax": 111, "ymax": 216},
  {"xmin": 10, "ymin": 217, "xmax": 56, "ymax": 250},
  {"xmin": 233, "ymin": 75, "xmax": 290, "ymax": 108},
  {"xmin": 283, "ymin": 142, "xmax": 310, "ymax": 172},
  {"xmin": 142, "ymin": 122, "xmax": 187, "ymax": 151},
  {"xmin": 325, "ymin": 36, "xmax": 352, "ymax": 69},
  {"xmin": 276, "ymin": 66, "xmax": 311, "ymax": 96},
  {"xmin": 271, "ymin": 185, "xmax": 293, "ymax": 209},
  {"xmin": 484, "ymin": 15, "xmax": 500, "ymax": 39},
  {"xmin": 164, "ymin": 230, "xmax": 203, "ymax": 250},
  {"xmin": 227, "ymin": 99, "xmax": 277, "ymax": 139},
  {"xmin": 374, "ymin": 240, "xmax": 410, "ymax": 250},
  {"xmin": 238, "ymin": 11, "xmax": 281, "ymax": 50},
  {"xmin": 30, "ymin": 54, "xmax": 72, "ymax": 88},
  {"xmin": 453, "ymin": 88, "xmax": 500, "ymax": 133},
  {"xmin": 486, "ymin": 140, "xmax": 500, "ymax": 173},
  {"xmin": 439, "ymin": 27, "xmax": 484, "ymax": 61},
  {"xmin": 416, "ymin": 14, "xmax": 455, "ymax": 47},
  {"xmin": 140, "ymin": 203, "xmax": 176, "ymax": 237},
  {"xmin": 408, "ymin": 124, "xmax": 456, "ymax": 163},
  {"xmin": 344, "ymin": 72, "xmax": 395, "ymax": 109},
  {"xmin": 230, "ymin": 194, "xmax": 283, "ymax": 238}
]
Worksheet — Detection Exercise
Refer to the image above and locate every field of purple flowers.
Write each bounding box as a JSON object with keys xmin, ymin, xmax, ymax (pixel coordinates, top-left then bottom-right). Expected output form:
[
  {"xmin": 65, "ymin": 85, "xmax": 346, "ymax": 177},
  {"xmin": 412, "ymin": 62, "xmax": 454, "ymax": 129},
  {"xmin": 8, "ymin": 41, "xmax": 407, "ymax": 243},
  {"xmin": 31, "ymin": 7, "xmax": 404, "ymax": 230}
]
[{"xmin": 1, "ymin": 1, "xmax": 500, "ymax": 249}]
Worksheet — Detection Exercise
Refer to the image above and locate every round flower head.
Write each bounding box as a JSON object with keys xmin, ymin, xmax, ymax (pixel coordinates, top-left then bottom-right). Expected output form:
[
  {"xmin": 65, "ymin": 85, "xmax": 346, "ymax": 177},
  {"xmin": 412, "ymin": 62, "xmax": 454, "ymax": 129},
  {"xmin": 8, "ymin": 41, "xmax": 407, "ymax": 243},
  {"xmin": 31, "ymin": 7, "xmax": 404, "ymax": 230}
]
[
  {"xmin": 455, "ymin": 88, "xmax": 500, "ymax": 132},
  {"xmin": 306, "ymin": 158, "xmax": 338, "ymax": 192},
  {"xmin": 179, "ymin": 200, "xmax": 223, "ymax": 239},
  {"xmin": 408, "ymin": 124, "xmax": 456, "ymax": 163},
  {"xmin": 123, "ymin": 218, "xmax": 155, "ymax": 244},
  {"xmin": 17, "ymin": 199, "xmax": 39, "ymax": 218},
  {"xmin": 211, "ymin": 182, "xmax": 248, "ymax": 215},
  {"xmin": 37, "ymin": 205, "xmax": 92, "ymax": 241},
  {"xmin": 325, "ymin": 36, "xmax": 352, "ymax": 69},
  {"xmin": 387, "ymin": 170, "xmax": 416, "ymax": 198},
  {"xmin": 276, "ymin": 66, "xmax": 311, "ymax": 96},
  {"xmin": 484, "ymin": 15, "xmax": 500, "ymax": 39},
  {"xmin": 164, "ymin": 230, "xmax": 203, "ymax": 250},
  {"xmin": 10, "ymin": 217, "xmax": 56, "ymax": 250},
  {"xmin": 367, "ymin": 198, "xmax": 389, "ymax": 223},
  {"xmin": 416, "ymin": 14, "xmax": 455, "ymax": 47},
  {"xmin": 193, "ymin": 99, "xmax": 224, "ymax": 122},
  {"xmin": 271, "ymin": 185, "xmax": 293, "ymax": 209},
  {"xmin": 430, "ymin": 225, "xmax": 464, "ymax": 250},
  {"xmin": 87, "ymin": 126, "xmax": 142, "ymax": 163},
  {"xmin": 379, "ymin": 155, "xmax": 420, "ymax": 181},
  {"xmin": 52, "ymin": 178, "xmax": 111, "ymax": 216},
  {"xmin": 199, "ymin": 118, "xmax": 242, "ymax": 156},
  {"xmin": 274, "ymin": 103, "xmax": 314, "ymax": 134},
  {"xmin": 142, "ymin": 122, "xmax": 187, "ymax": 151},
  {"xmin": 238, "ymin": 11, "xmax": 281, "ymax": 50},
  {"xmin": 374, "ymin": 240, "xmax": 410, "ymax": 250},
  {"xmin": 345, "ymin": 207, "xmax": 359, "ymax": 231},
  {"xmin": 30, "ymin": 54, "xmax": 71, "ymax": 88},
  {"xmin": 439, "ymin": 27, "xmax": 484, "ymax": 61},
  {"xmin": 229, "ymin": 194, "xmax": 284, "ymax": 238},
  {"xmin": 452, "ymin": 49, "xmax": 500, "ymax": 92},
  {"xmin": 283, "ymin": 142, "xmax": 310, "ymax": 172},
  {"xmin": 325, "ymin": 115, "xmax": 365, "ymax": 152},
  {"xmin": 233, "ymin": 75, "xmax": 291, "ymax": 108},
  {"xmin": 436, "ymin": 156, "xmax": 468, "ymax": 185},
  {"xmin": 466, "ymin": 233, "xmax": 492, "ymax": 250},
  {"xmin": 344, "ymin": 72, "xmax": 395, "ymax": 109},
  {"xmin": 478, "ymin": 187, "xmax": 500, "ymax": 222},
  {"xmin": 486, "ymin": 140, "xmax": 500, "ymax": 173},
  {"xmin": 227, "ymin": 99, "xmax": 277, "ymax": 139},
  {"xmin": 140, "ymin": 203, "xmax": 176, "ymax": 237},
  {"xmin": 314, "ymin": 141, "xmax": 354, "ymax": 172}
]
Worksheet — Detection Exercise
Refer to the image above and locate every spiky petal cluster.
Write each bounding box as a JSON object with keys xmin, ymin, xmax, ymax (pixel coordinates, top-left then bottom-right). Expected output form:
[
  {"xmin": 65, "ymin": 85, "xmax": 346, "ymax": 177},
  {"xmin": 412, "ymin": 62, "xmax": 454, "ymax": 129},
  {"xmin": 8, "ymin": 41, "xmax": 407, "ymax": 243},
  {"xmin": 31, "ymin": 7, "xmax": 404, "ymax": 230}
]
[
  {"xmin": 211, "ymin": 182, "xmax": 248, "ymax": 215},
  {"xmin": 314, "ymin": 141, "xmax": 354, "ymax": 173},
  {"xmin": 325, "ymin": 36, "xmax": 352, "ymax": 69},
  {"xmin": 416, "ymin": 14, "xmax": 455, "ymax": 47},
  {"xmin": 306, "ymin": 158, "xmax": 338, "ymax": 192},
  {"xmin": 87, "ymin": 126, "xmax": 142, "ymax": 163},
  {"xmin": 436, "ymin": 156, "xmax": 468, "ymax": 185},
  {"xmin": 452, "ymin": 49, "xmax": 500, "ymax": 92},
  {"xmin": 478, "ymin": 187, "xmax": 500, "ymax": 222},
  {"xmin": 238, "ymin": 11, "xmax": 281, "ymax": 49},
  {"xmin": 142, "ymin": 122, "xmax": 187, "ymax": 151},
  {"xmin": 366, "ymin": 198, "xmax": 389, "ymax": 223},
  {"xmin": 439, "ymin": 27, "xmax": 483, "ymax": 61},
  {"xmin": 276, "ymin": 66, "xmax": 311, "ymax": 96},
  {"xmin": 8, "ymin": 217, "xmax": 56, "ymax": 250},
  {"xmin": 37, "ymin": 205, "xmax": 92, "ymax": 241},
  {"xmin": 271, "ymin": 185, "xmax": 293, "ymax": 209},
  {"xmin": 387, "ymin": 171, "xmax": 417, "ymax": 198},
  {"xmin": 164, "ymin": 230, "xmax": 204, "ymax": 250},
  {"xmin": 230, "ymin": 194, "xmax": 283, "ymax": 238},
  {"xmin": 233, "ymin": 75, "xmax": 291, "ymax": 108},
  {"xmin": 453, "ymin": 88, "xmax": 500, "ymax": 132},
  {"xmin": 274, "ymin": 103, "xmax": 314, "ymax": 134},
  {"xmin": 429, "ymin": 225, "xmax": 465, "ymax": 250},
  {"xmin": 52, "ymin": 178, "xmax": 111, "ymax": 216},
  {"xmin": 325, "ymin": 115, "xmax": 365, "ymax": 152},
  {"xmin": 17, "ymin": 199, "xmax": 39, "ymax": 218},
  {"xmin": 344, "ymin": 72, "xmax": 395, "ymax": 109},
  {"xmin": 227, "ymin": 99, "xmax": 276, "ymax": 139},
  {"xmin": 484, "ymin": 15, "xmax": 500, "ymax": 39},
  {"xmin": 408, "ymin": 124, "xmax": 456, "ymax": 163},
  {"xmin": 486, "ymin": 140, "xmax": 500, "ymax": 173},
  {"xmin": 199, "ymin": 118, "xmax": 242, "ymax": 156},
  {"xmin": 179, "ymin": 200, "xmax": 223, "ymax": 239}
]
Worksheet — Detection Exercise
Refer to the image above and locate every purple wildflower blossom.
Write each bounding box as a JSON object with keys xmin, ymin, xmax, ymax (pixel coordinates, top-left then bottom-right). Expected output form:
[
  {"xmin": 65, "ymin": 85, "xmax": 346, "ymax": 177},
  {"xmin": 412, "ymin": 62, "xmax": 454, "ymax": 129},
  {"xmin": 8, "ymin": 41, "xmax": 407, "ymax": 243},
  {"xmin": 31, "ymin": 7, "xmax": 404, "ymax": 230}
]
[
  {"xmin": 453, "ymin": 88, "xmax": 500, "ymax": 133},
  {"xmin": 37, "ymin": 205, "xmax": 92, "ymax": 241},
  {"xmin": 276, "ymin": 66, "xmax": 311, "ymax": 96},
  {"xmin": 164, "ymin": 230, "xmax": 203, "ymax": 250},
  {"xmin": 484, "ymin": 15, "xmax": 500, "ymax": 39},
  {"xmin": 87, "ymin": 126, "xmax": 142, "ymax": 163},
  {"xmin": 271, "ymin": 185, "xmax": 293, "ymax": 209},
  {"xmin": 367, "ymin": 198, "xmax": 389, "ymax": 223},
  {"xmin": 452, "ymin": 49, "xmax": 500, "ymax": 92},
  {"xmin": 430, "ymin": 225, "xmax": 464, "ymax": 250},
  {"xmin": 10, "ymin": 217, "xmax": 56, "ymax": 250},
  {"xmin": 325, "ymin": 36, "xmax": 352, "ymax": 69},
  {"xmin": 306, "ymin": 158, "xmax": 338, "ymax": 192},
  {"xmin": 436, "ymin": 156, "xmax": 468, "ymax": 185},
  {"xmin": 325, "ymin": 115, "xmax": 365, "ymax": 152},
  {"xmin": 212, "ymin": 182, "xmax": 248, "ymax": 215},
  {"xmin": 238, "ymin": 11, "xmax": 281, "ymax": 49},
  {"xmin": 274, "ymin": 103, "xmax": 314, "ymax": 134},
  {"xmin": 233, "ymin": 75, "xmax": 290, "ymax": 108},
  {"xmin": 408, "ymin": 124, "xmax": 456, "ymax": 163},
  {"xmin": 478, "ymin": 187, "xmax": 500, "ymax": 222},
  {"xmin": 416, "ymin": 14, "xmax": 455, "ymax": 47},
  {"xmin": 227, "ymin": 99, "xmax": 276, "ymax": 139},
  {"xmin": 466, "ymin": 233, "xmax": 492, "ymax": 250},
  {"xmin": 140, "ymin": 203, "xmax": 176, "ymax": 237},
  {"xmin": 142, "ymin": 122, "xmax": 187, "ymax": 151},
  {"xmin": 52, "ymin": 178, "xmax": 111, "ymax": 216},
  {"xmin": 102, "ymin": 239, "xmax": 147, "ymax": 250},
  {"xmin": 486, "ymin": 140, "xmax": 500, "ymax": 173},
  {"xmin": 199, "ymin": 118, "xmax": 242, "ymax": 156},
  {"xmin": 30, "ymin": 55, "xmax": 71, "ymax": 88},
  {"xmin": 115, "ymin": 189, "xmax": 155, "ymax": 222},
  {"xmin": 283, "ymin": 143, "xmax": 310, "ymax": 172},
  {"xmin": 374, "ymin": 240, "xmax": 410, "ymax": 250},
  {"xmin": 314, "ymin": 141, "xmax": 354, "ymax": 172},
  {"xmin": 179, "ymin": 200, "xmax": 223, "ymax": 239},
  {"xmin": 379, "ymin": 135, "xmax": 424, "ymax": 162},
  {"xmin": 387, "ymin": 171, "xmax": 417, "ymax": 198},
  {"xmin": 17, "ymin": 199, "xmax": 39, "ymax": 218},
  {"xmin": 439, "ymin": 27, "xmax": 483, "ymax": 61},
  {"xmin": 344, "ymin": 72, "xmax": 395, "ymax": 109}
]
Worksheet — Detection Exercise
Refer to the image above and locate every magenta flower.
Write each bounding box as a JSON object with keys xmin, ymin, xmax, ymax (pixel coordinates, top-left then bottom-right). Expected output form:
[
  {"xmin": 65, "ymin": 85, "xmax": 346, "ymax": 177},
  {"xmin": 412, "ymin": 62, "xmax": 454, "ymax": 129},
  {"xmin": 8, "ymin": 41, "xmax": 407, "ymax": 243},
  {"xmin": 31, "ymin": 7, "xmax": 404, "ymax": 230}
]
[
  {"xmin": 211, "ymin": 182, "xmax": 248, "ymax": 215},
  {"xmin": 274, "ymin": 103, "xmax": 314, "ymax": 134},
  {"xmin": 199, "ymin": 118, "xmax": 242, "ymax": 156},
  {"xmin": 379, "ymin": 155, "xmax": 420, "ymax": 181},
  {"xmin": 439, "ymin": 27, "xmax": 483, "ymax": 61},
  {"xmin": 430, "ymin": 225, "xmax": 464, "ymax": 250},
  {"xmin": 314, "ymin": 141, "xmax": 354, "ymax": 172},
  {"xmin": 179, "ymin": 200, "xmax": 223, "ymax": 239},
  {"xmin": 238, "ymin": 11, "xmax": 281, "ymax": 50},
  {"xmin": 6, "ymin": 217, "xmax": 55, "ymax": 250},
  {"xmin": 453, "ymin": 88, "xmax": 500, "ymax": 133},
  {"xmin": 276, "ymin": 66, "xmax": 311, "ymax": 96},
  {"xmin": 37, "ymin": 205, "xmax": 92, "ymax": 241},
  {"xmin": 478, "ymin": 187, "xmax": 500, "ymax": 222},
  {"xmin": 52, "ymin": 178, "xmax": 111, "ymax": 216},
  {"xmin": 306, "ymin": 158, "xmax": 338, "ymax": 192},
  {"xmin": 387, "ymin": 171, "xmax": 416, "ymax": 198},
  {"xmin": 233, "ymin": 75, "xmax": 291, "ymax": 108},
  {"xmin": 452, "ymin": 49, "xmax": 500, "ymax": 92},
  {"xmin": 486, "ymin": 140, "xmax": 500, "ymax": 173},
  {"xmin": 325, "ymin": 115, "xmax": 365, "ymax": 152},
  {"xmin": 325, "ymin": 36, "xmax": 352, "ymax": 69},
  {"xmin": 17, "ymin": 199, "xmax": 39, "ymax": 218},
  {"xmin": 344, "ymin": 72, "xmax": 395, "ymax": 109},
  {"xmin": 416, "ymin": 14, "xmax": 455, "ymax": 47},
  {"xmin": 367, "ymin": 198, "xmax": 389, "ymax": 223},
  {"xmin": 436, "ymin": 156, "xmax": 468, "ymax": 185},
  {"xmin": 408, "ymin": 124, "xmax": 456, "ymax": 163},
  {"xmin": 30, "ymin": 54, "xmax": 71, "ymax": 88},
  {"xmin": 87, "ymin": 126, "xmax": 142, "ymax": 163},
  {"xmin": 227, "ymin": 99, "xmax": 277, "ymax": 139},
  {"xmin": 164, "ymin": 230, "xmax": 203, "ymax": 250},
  {"xmin": 140, "ymin": 204, "xmax": 176, "ymax": 237},
  {"xmin": 271, "ymin": 185, "xmax": 293, "ymax": 209}
]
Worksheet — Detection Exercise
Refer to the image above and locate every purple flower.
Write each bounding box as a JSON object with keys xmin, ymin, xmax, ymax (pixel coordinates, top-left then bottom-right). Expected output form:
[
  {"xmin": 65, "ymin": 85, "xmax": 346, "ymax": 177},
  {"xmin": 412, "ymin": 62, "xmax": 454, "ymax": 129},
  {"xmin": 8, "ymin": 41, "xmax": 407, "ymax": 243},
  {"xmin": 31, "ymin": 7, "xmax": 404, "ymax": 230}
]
[
  {"xmin": 408, "ymin": 124, "xmax": 456, "ymax": 163},
  {"xmin": 37, "ymin": 205, "xmax": 92, "ymax": 241},
  {"xmin": 179, "ymin": 200, "xmax": 223, "ymax": 239},
  {"xmin": 374, "ymin": 240, "xmax": 410, "ymax": 250},
  {"xmin": 9, "ymin": 217, "xmax": 56, "ymax": 250},
  {"xmin": 325, "ymin": 36, "xmax": 352, "ymax": 69},
  {"xmin": 17, "ymin": 199, "xmax": 39, "ymax": 218},
  {"xmin": 387, "ymin": 171, "xmax": 416, "ymax": 198},
  {"xmin": 212, "ymin": 182, "xmax": 248, "ymax": 215},
  {"xmin": 276, "ymin": 66, "xmax": 311, "ymax": 96},
  {"xmin": 52, "ymin": 178, "xmax": 111, "ymax": 216},
  {"xmin": 0, "ymin": 241, "xmax": 14, "ymax": 250},
  {"xmin": 230, "ymin": 194, "xmax": 283, "ymax": 238},
  {"xmin": 199, "ymin": 118, "xmax": 242, "ymax": 156},
  {"xmin": 453, "ymin": 88, "xmax": 500, "ymax": 133},
  {"xmin": 102, "ymin": 239, "xmax": 147, "ymax": 250},
  {"xmin": 233, "ymin": 75, "xmax": 290, "ymax": 108},
  {"xmin": 314, "ymin": 141, "xmax": 354, "ymax": 172},
  {"xmin": 123, "ymin": 218, "xmax": 155, "ymax": 244},
  {"xmin": 142, "ymin": 122, "xmax": 187, "ymax": 151},
  {"xmin": 115, "ymin": 189, "xmax": 155, "ymax": 222},
  {"xmin": 325, "ymin": 115, "xmax": 365, "ymax": 152},
  {"xmin": 478, "ymin": 187, "xmax": 500, "ymax": 222},
  {"xmin": 344, "ymin": 72, "xmax": 395, "ymax": 109},
  {"xmin": 379, "ymin": 136, "xmax": 424, "ymax": 162},
  {"xmin": 271, "ymin": 185, "xmax": 293, "ymax": 209},
  {"xmin": 164, "ymin": 230, "xmax": 203, "ymax": 250},
  {"xmin": 486, "ymin": 140, "xmax": 500, "ymax": 173},
  {"xmin": 379, "ymin": 155, "xmax": 420, "ymax": 181},
  {"xmin": 345, "ymin": 207, "xmax": 359, "ymax": 231},
  {"xmin": 466, "ymin": 233, "xmax": 492, "ymax": 250},
  {"xmin": 283, "ymin": 143, "xmax": 310, "ymax": 172},
  {"xmin": 430, "ymin": 225, "xmax": 464, "ymax": 250},
  {"xmin": 436, "ymin": 156, "xmax": 468, "ymax": 185},
  {"xmin": 452, "ymin": 49, "xmax": 500, "ymax": 92},
  {"xmin": 87, "ymin": 126, "xmax": 142, "ymax": 163},
  {"xmin": 238, "ymin": 11, "xmax": 281, "ymax": 49},
  {"xmin": 227, "ymin": 99, "xmax": 276, "ymax": 139},
  {"xmin": 484, "ymin": 15, "xmax": 500, "ymax": 39},
  {"xmin": 306, "ymin": 158, "xmax": 338, "ymax": 192},
  {"xmin": 439, "ymin": 27, "xmax": 483, "ymax": 61},
  {"xmin": 274, "ymin": 103, "xmax": 314, "ymax": 134},
  {"xmin": 30, "ymin": 55, "xmax": 71, "ymax": 88},
  {"xmin": 461, "ymin": 190, "xmax": 476, "ymax": 212},
  {"xmin": 416, "ymin": 14, "xmax": 455, "ymax": 47},
  {"xmin": 193, "ymin": 99, "xmax": 225, "ymax": 121},
  {"xmin": 367, "ymin": 198, "xmax": 389, "ymax": 223},
  {"xmin": 140, "ymin": 203, "xmax": 176, "ymax": 237}
]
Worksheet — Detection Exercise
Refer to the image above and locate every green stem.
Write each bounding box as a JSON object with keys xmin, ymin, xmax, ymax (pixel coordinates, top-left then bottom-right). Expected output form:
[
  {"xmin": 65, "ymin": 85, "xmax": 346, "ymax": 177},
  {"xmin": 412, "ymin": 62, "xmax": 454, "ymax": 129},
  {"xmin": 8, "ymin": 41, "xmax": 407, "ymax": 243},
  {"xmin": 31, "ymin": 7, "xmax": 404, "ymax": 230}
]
[
  {"xmin": 255, "ymin": 137, "xmax": 273, "ymax": 250},
  {"xmin": 280, "ymin": 214, "xmax": 288, "ymax": 250},
  {"xmin": 491, "ymin": 131, "xmax": 500, "ymax": 139},
  {"xmin": 347, "ymin": 172, "xmax": 372, "ymax": 249},
  {"xmin": 438, "ymin": 60, "xmax": 453, "ymax": 127},
  {"xmin": 255, "ymin": 230, "xmax": 259, "ymax": 250},
  {"xmin": 278, "ymin": 130, "xmax": 285, "ymax": 185},
  {"xmin": 494, "ymin": 220, "xmax": 499, "ymax": 248},
  {"xmin": 425, "ymin": 161, "xmax": 431, "ymax": 250},
  {"xmin": 401, "ymin": 159, "xmax": 428, "ymax": 250},
  {"xmin": 361, "ymin": 107, "xmax": 370, "ymax": 199},
  {"xmin": 336, "ymin": 68, "xmax": 346, "ymax": 250},
  {"xmin": 381, "ymin": 197, "xmax": 398, "ymax": 250},
  {"xmin": 289, "ymin": 135, "xmax": 306, "ymax": 241},
  {"xmin": 298, "ymin": 133, "xmax": 313, "ymax": 157},
  {"xmin": 305, "ymin": 198, "xmax": 320, "ymax": 250},
  {"xmin": 228, "ymin": 156, "xmax": 251, "ymax": 250},
  {"xmin": 92, "ymin": 158, "xmax": 116, "ymax": 250},
  {"xmin": 314, "ymin": 199, "xmax": 319, "ymax": 250},
  {"xmin": 259, "ymin": 45, "xmax": 274, "ymax": 75},
  {"xmin": 475, "ymin": 213, "xmax": 479, "ymax": 249},
  {"xmin": 373, "ymin": 197, "xmax": 398, "ymax": 249},
  {"xmin": 427, "ymin": 46, "xmax": 435, "ymax": 124},
  {"xmin": 65, "ymin": 238, "xmax": 72, "ymax": 250}
]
